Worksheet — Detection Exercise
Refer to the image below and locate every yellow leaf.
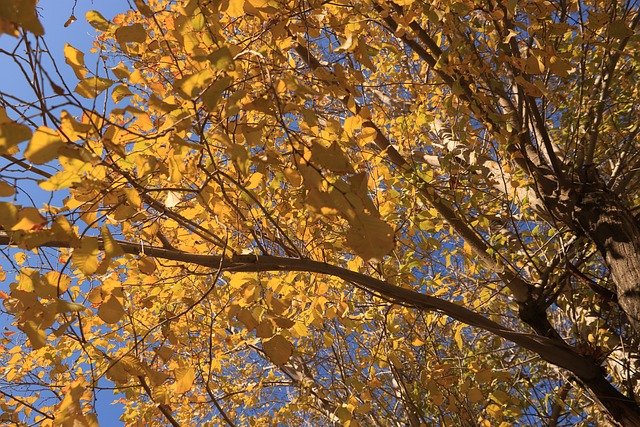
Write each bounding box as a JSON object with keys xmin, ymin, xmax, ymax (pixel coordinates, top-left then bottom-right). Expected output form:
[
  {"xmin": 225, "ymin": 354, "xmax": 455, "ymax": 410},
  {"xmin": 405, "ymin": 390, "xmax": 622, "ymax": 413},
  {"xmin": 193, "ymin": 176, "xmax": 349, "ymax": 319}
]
[
  {"xmin": 490, "ymin": 390, "xmax": 510, "ymax": 405},
  {"xmin": 123, "ymin": 187, "xmax": 142, "ymax": 209},
  {"xmin": 608, "ymin": 21, "xmax": 634, "ymax": 38},
  {"xmin": 72, "ymin": 237, "xmax": 99, "ymax": 275},
  {"xmin": 39, "ymin": 170, "xmax": 83, "ymax": 191},
  {"xmin": 63, "ymin": 43, "xmax": 87, "ymax": 79},
  {"xmin": 24, "ymin": 126, "xmax": 64, "ymax": 164},
  {"xmin": 11, "ymin": 207, "xmax": 46, "ymax": 231},
  {"xmin": 255, "ymin": 319, "xmax": 274, "ymax": 338},
  {"xmin": 74, "ymin": 77, "xmax": 114, "ymax": 99},
  {"xmin": 202, "ymin": 76, "xmax": 232, "ymax": 111},
  {"xmin": 525, "ymin": 54, "xmax": 544, "ymax": 74},
  {"xmin": 85, "ymin": 10, "xmax": 111, "ymax": 31},
  {"xmin": 165, "ymin": 191, "xmax": 182, "ymax": 208},
  {"xmin": 0, "ymin": 108, "xmax": 31, "ymax": 154},
  {"xmin": 59, "ymin": 110, "xmax": 92, "ymax": 142},
  {"xmin": 101, "ymin": 225, "xmax": 124, "ymax": 258},
  {"xmin": 208, "ymin": 47, "xmax": 234, "ymax": 71},
  {"xmin": 54, "ymin": 299, "xmax": 86, "ymax": 313},
  {"xmin": 98, "ymin": 295, "xmax": 125, "ymax": 324},
  {"xmin": 360, "ymin": 125, "xmax": 378, "ymax": 143},
  {"xmin": 486, "ymin": 403, "xmax": 503, "ymax": 418},
  {"xmin": 52, "ymin": 216, "xmax": 80, "ymax": 246},
  {"xmin": 133, "ymin": 0, "xmax": 154, "ymax": 17},
  {"xmin": 345, "ymin": 214, "xmax": 395, "ymax": 261},
  {"xmin": 262, "ymin": 334, "xmax": 293, "ymax": 366},
  {"xmin": 454, "ymin": 325, "xmax": 464, "ymax": 350},
  {"xmin": 0, "ymin": 201, "xmax": 18, "ymax": 230},
  {"xmin": 111, "ymin": 85, "xmax": 133, "ymax": 103},
  {"xmin": 17, "ymin": 268, "xmax": 38, "ymax": 292},
  {"xmin": 344, "ymin": 115, "xmax": 363, "ymax": 137},
  {"xmin": 225, "ymin": 0, "xmax": 245, "ymax": 18},
  {"xmin": 174, "ymin": 367, "xmax": 195, "ymax": 394},
  {"xmin": 245, "ymin": 172, "xmax": 263, "ymax": 190},
  {"xmin": 39, "ymin": 271, "xmax": 71, "ymax": 298},
  {"xmin": 549, "ymin": 56, "xmax": 573, "ymax": 77},
  {"xmin": 154, "ymin": 346, "xmax": 175, "ymax": 362},
  {"xmin": 335, "ymin": 405, "xmax": 353, "ymax": 422},
  {"xmin": 176, "ymin": 69, "xmax": 214, "ymax": 98}
]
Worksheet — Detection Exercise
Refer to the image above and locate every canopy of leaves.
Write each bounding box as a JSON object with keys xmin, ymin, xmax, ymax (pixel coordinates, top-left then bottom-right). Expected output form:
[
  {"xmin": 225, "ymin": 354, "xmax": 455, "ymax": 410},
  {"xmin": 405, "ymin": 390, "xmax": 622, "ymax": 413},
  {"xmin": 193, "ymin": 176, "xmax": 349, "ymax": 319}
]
[{"xmin": 1, "ymin": 0, "xmax": 640, "ymax": 426}]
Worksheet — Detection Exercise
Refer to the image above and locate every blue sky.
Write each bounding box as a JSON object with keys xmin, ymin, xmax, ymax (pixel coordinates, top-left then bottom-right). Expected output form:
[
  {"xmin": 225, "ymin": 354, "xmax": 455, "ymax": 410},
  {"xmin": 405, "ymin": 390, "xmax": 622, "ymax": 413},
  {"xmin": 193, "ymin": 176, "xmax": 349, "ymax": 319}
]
[{"xmin": 1, "ymin": 0, "xmax": 131, "ymax": 425}]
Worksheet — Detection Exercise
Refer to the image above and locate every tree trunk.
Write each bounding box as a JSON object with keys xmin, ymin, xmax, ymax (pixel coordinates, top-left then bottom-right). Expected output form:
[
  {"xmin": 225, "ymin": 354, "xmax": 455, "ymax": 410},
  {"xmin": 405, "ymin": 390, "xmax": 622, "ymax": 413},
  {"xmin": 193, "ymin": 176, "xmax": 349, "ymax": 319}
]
[
  {"xmin": 582, "ymin": 374, "xmax": 640, "ymax": 427},
  {"xmin": 573, "ymin": 182, "xmax": 640, "ymax": 334}
]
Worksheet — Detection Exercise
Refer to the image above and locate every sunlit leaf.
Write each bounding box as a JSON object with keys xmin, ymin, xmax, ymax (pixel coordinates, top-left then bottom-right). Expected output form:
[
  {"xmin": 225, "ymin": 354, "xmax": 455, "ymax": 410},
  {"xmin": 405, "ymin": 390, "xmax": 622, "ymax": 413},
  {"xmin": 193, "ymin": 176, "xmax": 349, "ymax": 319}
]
[
  {"xmin": 55, "ymin": 299, "xmax": 86, "ymax": 313},
  {"xmin": 101, "ymin": 225, "xmax": 124, "ymax": 258},
  {"xmin": 24, "ymin": 126, "xmax": 64, "ymax": 164},
  {"xmin": 11, "ymin": 207, "xmax": 46, "ymax": 231},
  {"xmin": 74, "ymin": 77, "xmax": 114, "ymax": 99},
  {"xmin": 174, "ymin": 367, "xmax": 195, "ymax": 393},
  {"xmin": 225, "ymin": 0, "xmax": 245, "ymax": 18},
  {"xmin": 64, "ymin": 43, "xmax": 87, "ymax": 79},
  {"xmin": 86, "ymin": 10, "xmax": 111, "ymax": 31},
  {"xmin": 175, "ymin": 69, "xmax": 215, "ymax": 98},
  {"xmin": 0, "ymin": 108, "xmax": 31, "ymax": 154},
  {"xmin": 138, "ymin": 256, "xmax": 157, "ymax": 274},
  {"xmin": 71, "ymin": 237, "xmax": 99, "ymax": 275}
]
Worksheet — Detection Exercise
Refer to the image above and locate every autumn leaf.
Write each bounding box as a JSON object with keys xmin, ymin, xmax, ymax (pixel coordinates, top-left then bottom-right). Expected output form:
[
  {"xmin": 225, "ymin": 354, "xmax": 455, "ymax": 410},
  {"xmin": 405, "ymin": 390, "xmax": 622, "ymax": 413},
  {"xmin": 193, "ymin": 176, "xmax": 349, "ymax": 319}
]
[
  {"xmin": 0, "ymin": 0, "xmax": 44, "ymax": 37},
  {"xmin": 85, "ymin": 10, "xmax": 111, "ymax": 31},
  {"xmin": 24, "ymin": 126, "xmax": 64, "ymax": 164},
  {"xmin": 71, "ymin": 237, "xmax": 100, "ymax": 275},
  {"xmin": 11, "ymin": 207, "xmax": 46, "ymax": 231},
  {"xmin": 22, "ymin": 320, "xmax": 46, "ymax": 349},
  {"xmin": 0, "ymin": 108, "xmax": 31, "ymax": 153},
  {"xmin": 101, "ymin": 225, "xmax": 124, "ymax": 258},
  {"xmin": 262, "ymin": 334, "xmax": 293, "ymax": 366},
  {"xmin": 115, "ymin": 23, "xmax": 146, "ymax": 44},
  {"xmin": 467, "ymin": 388, "xmax": 484, "ymax": 403},
  {"xmin": 2, "ymin": 0, "xmax": 640, "ymax": 425},
  {"xmin": 98, "ymin": 295, "xmax": 125, "ymax": 324},
  {"xmin": 54, "ymin": 299, "xmax": 86, "ymax": 313},
  {"xmin": 138, "ymin": 256, "xmax": 157, "ymax": 274},
  {"xmin": 63, "ymin": 43, "xmax": 87, "ymax": 79},
  {"xmin": 75, "ymin": 77, "xmax": 114, "ymax": 99},
  {"xmin": 0, "ymin": 180, "xmax": 14, "ymax": 197},
  {"xmin": 225, "ymin": 0, "xmax": 245, "ymax": 18},
  {"xmin": 309, "ymin": 141, "xmax": 354, "ymax": 173},
  {"xmin": 174, "ymin": 366, "xmax": 195, "ymax": 393},
  {"xmin": 345, "ymin": 213, "xmax": 395, "ymax": 260}
]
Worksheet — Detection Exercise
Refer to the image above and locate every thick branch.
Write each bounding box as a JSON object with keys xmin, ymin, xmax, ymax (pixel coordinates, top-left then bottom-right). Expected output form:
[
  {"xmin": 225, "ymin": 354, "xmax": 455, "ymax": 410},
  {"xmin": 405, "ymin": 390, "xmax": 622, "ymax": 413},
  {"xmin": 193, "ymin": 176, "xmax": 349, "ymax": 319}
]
[{"xmin": 2, "ymin": 233, "xmax": 638, "ymax": 421}]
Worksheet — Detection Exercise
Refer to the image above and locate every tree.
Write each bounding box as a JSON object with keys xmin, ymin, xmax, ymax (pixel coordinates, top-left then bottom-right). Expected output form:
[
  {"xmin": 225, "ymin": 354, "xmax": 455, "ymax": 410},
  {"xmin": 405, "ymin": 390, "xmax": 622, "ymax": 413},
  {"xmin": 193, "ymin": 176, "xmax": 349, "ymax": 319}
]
[{"xmin": 1, "ymin": 0, "xmax": 640, "ymax": 425}]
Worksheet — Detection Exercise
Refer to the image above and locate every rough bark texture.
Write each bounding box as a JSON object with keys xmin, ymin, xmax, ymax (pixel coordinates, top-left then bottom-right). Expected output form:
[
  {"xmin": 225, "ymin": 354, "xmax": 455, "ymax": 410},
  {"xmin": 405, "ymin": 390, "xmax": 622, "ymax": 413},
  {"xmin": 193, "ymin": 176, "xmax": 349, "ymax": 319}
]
[{"xmin": 573, "ymin": 183, "xmax": 640, "ymax": 334}]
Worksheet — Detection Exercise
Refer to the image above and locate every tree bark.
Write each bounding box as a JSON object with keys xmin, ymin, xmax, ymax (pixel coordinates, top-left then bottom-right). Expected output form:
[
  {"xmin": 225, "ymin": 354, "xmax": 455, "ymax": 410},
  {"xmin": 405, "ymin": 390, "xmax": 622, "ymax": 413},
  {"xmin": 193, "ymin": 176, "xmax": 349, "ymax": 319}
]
[{"xmin": 573, "ymin": 182, "xmax": 640, "ymax": 334}]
